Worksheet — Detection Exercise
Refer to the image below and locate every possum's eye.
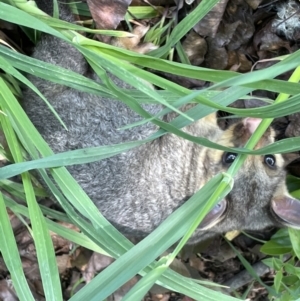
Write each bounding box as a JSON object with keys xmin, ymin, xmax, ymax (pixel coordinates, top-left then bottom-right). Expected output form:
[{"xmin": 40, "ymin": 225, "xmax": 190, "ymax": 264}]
[
  {"xmin": 264, "ymin": 155, "xmax": 276, "ymax": 168},
  {"xmin": 222, "ymin": 152, "xmax": 237, "ymax": 165}
]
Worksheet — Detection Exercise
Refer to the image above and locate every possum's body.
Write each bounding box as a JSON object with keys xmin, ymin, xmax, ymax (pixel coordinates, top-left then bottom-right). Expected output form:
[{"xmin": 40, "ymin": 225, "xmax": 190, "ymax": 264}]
[{"xmin": 22, "ymin": 0, "xmax": 300, "ymax": 244}]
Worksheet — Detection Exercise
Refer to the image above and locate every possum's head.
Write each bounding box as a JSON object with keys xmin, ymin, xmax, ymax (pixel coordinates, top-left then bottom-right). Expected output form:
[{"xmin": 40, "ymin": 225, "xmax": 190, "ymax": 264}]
[{"xmin": 190, "ymin": 117, "xmax": 300, "ymax": 244}]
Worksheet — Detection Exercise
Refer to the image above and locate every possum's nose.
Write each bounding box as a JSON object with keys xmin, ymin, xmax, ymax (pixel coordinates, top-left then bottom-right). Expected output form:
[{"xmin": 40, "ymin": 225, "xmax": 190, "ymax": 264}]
[{"xmin": 198, "ymin": 199, "xmax": 227, "ymax": 230}]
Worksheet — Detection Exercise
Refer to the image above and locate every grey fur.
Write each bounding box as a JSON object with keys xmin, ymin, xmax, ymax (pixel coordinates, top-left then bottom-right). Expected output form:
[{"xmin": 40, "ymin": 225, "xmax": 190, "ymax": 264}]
[{"xmin": 22, "ymin": 0, "xmax": 299, "ymax": 244}]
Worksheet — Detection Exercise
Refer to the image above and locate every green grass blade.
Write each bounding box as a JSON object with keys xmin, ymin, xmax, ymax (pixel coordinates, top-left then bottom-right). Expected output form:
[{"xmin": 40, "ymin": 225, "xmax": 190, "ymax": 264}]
[
  {"xmin": 22, "ymin": 173, "xmax": 63, "ymax": 301},
  {"xmin": 0, "ymin": 78, "xmax": 62, "ymax": 300},
  {"xmin": 150, "ymin": 0, "xmax": 219, "ymax": 57},
  {"xmin": 0, "ymin": 193, "xmax": 35, "ymax": 301}
]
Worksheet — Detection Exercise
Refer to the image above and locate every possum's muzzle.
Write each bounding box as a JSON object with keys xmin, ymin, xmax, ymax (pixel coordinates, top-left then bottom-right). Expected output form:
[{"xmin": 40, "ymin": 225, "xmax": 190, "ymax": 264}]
[{"xmin": 198, "ymin": 198, "xmax": 227, "ymax": 230}]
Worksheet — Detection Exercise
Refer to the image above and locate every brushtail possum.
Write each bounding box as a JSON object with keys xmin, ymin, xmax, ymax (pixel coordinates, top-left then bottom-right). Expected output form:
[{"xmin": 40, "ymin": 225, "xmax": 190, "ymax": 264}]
[{"xmin": 22, "ymin": 0, "xmax": 300, "ymax": 244}]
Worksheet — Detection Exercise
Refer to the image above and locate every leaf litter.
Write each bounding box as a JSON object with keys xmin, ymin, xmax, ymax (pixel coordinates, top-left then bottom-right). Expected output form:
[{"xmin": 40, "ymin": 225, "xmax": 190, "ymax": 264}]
[{"xmin": 1, "ymin": 0, "xmax": 300, "ymax": 300}]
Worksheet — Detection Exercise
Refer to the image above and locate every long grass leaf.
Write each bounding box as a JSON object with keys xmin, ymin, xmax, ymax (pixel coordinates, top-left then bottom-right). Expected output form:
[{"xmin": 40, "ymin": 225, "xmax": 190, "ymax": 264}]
[
  {"xmin": 0, "ymin": 78, "xmax": 62, "ymax": 300},
  {"xmin": 0, "ymin": 192, "xmax": 35, "ymax": 300}
]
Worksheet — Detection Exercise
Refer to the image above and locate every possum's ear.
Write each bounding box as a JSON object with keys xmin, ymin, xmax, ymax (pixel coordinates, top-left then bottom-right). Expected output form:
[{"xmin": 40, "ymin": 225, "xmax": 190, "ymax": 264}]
[
  {"xmin": 283, "ymin": 153, "xmax": 300, "ymax": 164},
  {"xmin": 243, "ymin": 117, "xmax": 262, "ymax": 134},
  {"xmin": 271, "ymin": 191, "xmax": 300, "ymax": 228}
]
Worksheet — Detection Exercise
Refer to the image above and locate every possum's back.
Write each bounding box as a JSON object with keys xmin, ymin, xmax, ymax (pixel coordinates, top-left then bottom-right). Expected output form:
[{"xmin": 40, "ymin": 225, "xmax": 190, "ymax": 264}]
[{"xmin": 22, "ymin": 2, "xmax": 214, "ymax": 237}]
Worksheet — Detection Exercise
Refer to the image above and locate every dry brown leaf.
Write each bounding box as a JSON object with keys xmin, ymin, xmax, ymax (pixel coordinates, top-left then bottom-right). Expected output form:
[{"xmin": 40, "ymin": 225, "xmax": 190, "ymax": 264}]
[
  {"xmin": 83, "ymin": 252, "xmax": 114, "ymax": 283},
  {"xmin": 244, "ymin": 0, "xmax": 263, "ymax": 10},
  {"xmin": 253, "ymin": 20, "xmax": 291, "ymax": 53},
  {"xmin": 87, "ymin": 0, "xmax": 132, "ymax": 30},
  {"xmin": 193, "ymin": 0, "xmax": 229, "ymax": 37},
  {"xmin": 182, "ymin": 30, "xmax": 207, "ymax": 66},
  {"xmin": 188, "ymin": 254, "xmax": 205, "ymax": 272}
]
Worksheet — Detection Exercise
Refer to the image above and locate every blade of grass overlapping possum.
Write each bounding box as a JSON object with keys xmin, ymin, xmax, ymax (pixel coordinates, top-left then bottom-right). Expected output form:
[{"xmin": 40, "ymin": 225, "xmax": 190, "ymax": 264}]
[
  {"xmin": 2, "ymin": 134, "xmax": 300, "ymax": 180},
  {"xmin": 76, "ymin": 36, "xmax": 300, "ymax": 119},
  {"xmin": 81, "ymin": 48, "xmax": 192, "ymax": 121},
  {"xmin": 0, "ymin": 95, "xmax": 62, "ymax": 300},
  {"xmin": 0, "ymin": 54, "xmax": 67, "ymax": 128}
]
